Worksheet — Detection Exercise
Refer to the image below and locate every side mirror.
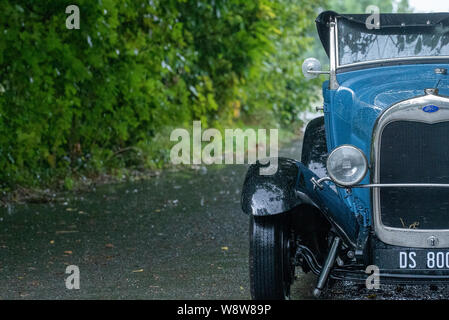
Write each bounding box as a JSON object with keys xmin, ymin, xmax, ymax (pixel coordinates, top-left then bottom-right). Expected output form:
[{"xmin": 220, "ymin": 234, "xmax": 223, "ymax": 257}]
[{"xmin": 302, "ymin": 58, "xmax": 329, "ymax": 79}]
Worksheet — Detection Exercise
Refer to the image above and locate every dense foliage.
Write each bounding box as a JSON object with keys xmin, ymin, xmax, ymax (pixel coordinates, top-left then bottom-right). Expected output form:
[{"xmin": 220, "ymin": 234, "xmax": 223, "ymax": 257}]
[
  {"xmin": 0, "ymin": 0, "xmax": 325, "ymax": 190},
  {"xmin": 243, "ymin": 0, "xmax": 323, "ymax": 124}
]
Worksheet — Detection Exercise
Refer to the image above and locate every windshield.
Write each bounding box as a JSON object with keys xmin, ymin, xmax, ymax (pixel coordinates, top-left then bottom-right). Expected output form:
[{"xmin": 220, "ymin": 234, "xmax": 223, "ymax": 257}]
[{"xmin": 337, "ymin": 19, "xmax": 449, "ymax": 66}]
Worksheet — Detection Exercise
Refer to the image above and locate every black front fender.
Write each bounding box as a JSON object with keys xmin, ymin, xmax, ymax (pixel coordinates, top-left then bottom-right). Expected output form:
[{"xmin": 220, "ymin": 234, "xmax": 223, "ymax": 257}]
[
  {"xmin": 241, "ymin": 157, "xmax": 359, "ymax": 246},
  {"xmin": 241, "ymin": 157, "xmax": 316, "ymax": 216}
]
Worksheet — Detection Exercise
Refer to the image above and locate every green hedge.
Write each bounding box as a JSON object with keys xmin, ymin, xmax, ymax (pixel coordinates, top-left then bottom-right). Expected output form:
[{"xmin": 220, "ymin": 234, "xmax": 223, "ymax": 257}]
[{"xmin": 0, "ymin": 0, "xmax": 321, "ymax": 190}]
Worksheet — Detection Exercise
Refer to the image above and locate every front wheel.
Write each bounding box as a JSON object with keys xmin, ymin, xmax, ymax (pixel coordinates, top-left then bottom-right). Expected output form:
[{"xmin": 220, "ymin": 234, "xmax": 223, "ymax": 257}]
[{"xmin": 249, "ymin": 214, "xmax": 295, "ymax": 300}]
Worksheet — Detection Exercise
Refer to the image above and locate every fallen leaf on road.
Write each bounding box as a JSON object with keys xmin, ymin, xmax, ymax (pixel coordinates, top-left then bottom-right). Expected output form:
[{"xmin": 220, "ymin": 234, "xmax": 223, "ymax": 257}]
[
  {"xmin": 55, "ymin": 230, "xmax": 78, "ymax": 234},
  {"xmin": 132, "ymin": 269, "xmax": 144, "ymax": 273}
]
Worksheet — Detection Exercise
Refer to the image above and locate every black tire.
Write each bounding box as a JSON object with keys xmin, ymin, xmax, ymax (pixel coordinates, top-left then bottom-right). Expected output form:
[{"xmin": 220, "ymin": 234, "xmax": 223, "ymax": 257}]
[{"xmin": 249, "ymin": 214, "xmax": 295, "ymax": 300}]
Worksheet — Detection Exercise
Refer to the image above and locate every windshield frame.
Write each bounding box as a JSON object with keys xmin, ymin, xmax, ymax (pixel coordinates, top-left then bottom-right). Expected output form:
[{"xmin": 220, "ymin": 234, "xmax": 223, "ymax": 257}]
[{"xmin": 335, "ymin": 17, "xmax": 449, "ymax": 70}]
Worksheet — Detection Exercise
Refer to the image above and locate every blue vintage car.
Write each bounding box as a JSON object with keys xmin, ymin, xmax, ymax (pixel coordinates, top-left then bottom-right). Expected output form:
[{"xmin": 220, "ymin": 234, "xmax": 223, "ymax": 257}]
[{"xmin": 242, "ymin": 11, "xmax": 449, "ymax": 299}]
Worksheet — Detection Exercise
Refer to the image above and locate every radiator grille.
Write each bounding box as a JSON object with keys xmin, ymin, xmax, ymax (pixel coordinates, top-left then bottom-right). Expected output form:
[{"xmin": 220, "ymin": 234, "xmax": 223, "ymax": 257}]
[{"xmin": 379, "ymin": 121, "xmax": 449, "ymax": 229}]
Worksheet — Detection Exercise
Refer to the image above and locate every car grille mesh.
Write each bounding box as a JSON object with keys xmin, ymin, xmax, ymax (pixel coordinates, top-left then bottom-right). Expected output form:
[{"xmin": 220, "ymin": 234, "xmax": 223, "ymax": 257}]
[{"xmin": 379, "ymin": 120, "xmax": 449, "ymax": 229}]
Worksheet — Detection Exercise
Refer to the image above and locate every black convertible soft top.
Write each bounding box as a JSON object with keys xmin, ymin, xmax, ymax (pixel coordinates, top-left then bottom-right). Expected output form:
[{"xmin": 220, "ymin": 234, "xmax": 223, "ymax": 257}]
[{"xmin": 316, "ymin": 11, "xmax": 449, "ymax": 57}]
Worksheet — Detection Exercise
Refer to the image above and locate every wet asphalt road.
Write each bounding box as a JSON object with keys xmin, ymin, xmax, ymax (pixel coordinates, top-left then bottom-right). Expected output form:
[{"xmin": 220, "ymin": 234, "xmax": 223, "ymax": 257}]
[
  {"xmin": 0, "ymin": 164, "xmax": 250, "ymax": 299},
  {"xmin": 0, "ymin": 139, "xmax": 316, "ymax": 300},
  {"xmin": 1, "ymin": 138, "xmax": 449, "ymax": 299}
]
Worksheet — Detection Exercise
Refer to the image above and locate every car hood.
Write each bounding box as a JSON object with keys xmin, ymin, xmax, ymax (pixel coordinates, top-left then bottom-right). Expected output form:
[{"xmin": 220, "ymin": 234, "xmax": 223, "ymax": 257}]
[{"xmin": 330, "ymin": 64, "xmax": 449, "ymax": 160}]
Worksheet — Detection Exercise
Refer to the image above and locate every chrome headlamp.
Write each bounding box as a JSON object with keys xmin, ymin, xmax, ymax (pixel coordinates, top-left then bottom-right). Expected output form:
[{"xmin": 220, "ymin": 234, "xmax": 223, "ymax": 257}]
[{"xmin": 326, "ymin": 145, "xmax": 368, "ymax": 187}]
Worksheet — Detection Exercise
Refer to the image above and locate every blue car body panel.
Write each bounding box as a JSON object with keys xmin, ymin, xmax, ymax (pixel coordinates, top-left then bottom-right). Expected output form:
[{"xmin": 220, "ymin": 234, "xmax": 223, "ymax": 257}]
[{"xmin": 322, "ymin": 64, "xmax": 449, "ymax": 229}]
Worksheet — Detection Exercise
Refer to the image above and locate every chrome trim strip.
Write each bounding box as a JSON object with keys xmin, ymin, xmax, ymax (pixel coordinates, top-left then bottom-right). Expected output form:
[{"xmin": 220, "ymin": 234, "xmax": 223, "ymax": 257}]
[
  {"xmin": 313, "ymin": 178, "xmax": 449, "ymax": 190},
  {"xmin": 338, "ymin": 56, "xmax": 449, "ymax": 69},
  {"xmin": 354, "ymin": 183, "xmax": 449, "ymax": 189},
  {"xmin": 329, "ymin": 19, "xmax": 339, "ymax": 89},
  {"xmin": 372, "ymin": 92, "xmax": 449, "ymax": 248},
  {"xmin": 307, "ymin": 70, "xmax": 331, "ymax": 75},
  {"xmin": 311, "ymin": 177, "xmax": 332, "ymax": 190},
  {"xmin": 335, "ymin": 18, "xmax": 341, "ymax": 70}
]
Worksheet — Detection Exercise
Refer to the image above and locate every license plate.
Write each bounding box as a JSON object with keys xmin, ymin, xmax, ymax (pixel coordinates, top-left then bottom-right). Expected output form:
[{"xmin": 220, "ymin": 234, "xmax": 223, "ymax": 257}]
[{"xmin": 376, "ymin": 249, "xmax": 449, "ymax": 270}]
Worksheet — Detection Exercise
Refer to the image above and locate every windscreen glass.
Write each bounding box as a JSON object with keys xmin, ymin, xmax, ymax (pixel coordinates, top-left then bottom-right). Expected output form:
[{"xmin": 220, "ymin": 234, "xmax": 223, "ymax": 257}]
[{"xmin": 338, "ymin": 19, "xmax": 449, "ymax": 65}]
